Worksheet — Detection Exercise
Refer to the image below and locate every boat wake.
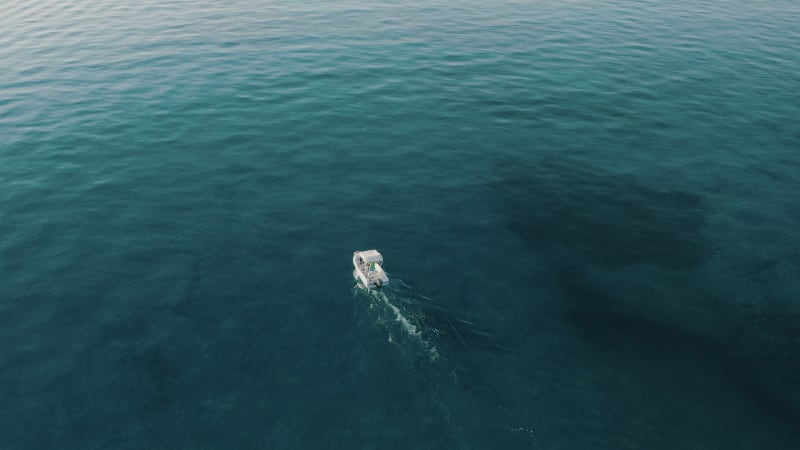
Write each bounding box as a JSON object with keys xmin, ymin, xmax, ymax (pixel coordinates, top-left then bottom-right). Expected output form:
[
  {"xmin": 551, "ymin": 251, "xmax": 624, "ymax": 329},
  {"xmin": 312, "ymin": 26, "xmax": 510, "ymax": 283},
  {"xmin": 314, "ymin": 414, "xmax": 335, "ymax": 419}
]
[
  {"xmin": 353, "ymin": 278, "xmax": 440, "ymax": 362},
  {"xmin": 352, "ymin": 275, "xmax": 536, "ymax": 448}
]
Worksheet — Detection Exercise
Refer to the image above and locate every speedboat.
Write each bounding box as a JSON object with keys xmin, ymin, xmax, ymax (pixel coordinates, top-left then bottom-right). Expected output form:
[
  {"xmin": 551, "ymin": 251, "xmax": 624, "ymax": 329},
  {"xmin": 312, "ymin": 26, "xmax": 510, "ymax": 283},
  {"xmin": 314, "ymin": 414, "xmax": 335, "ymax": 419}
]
[{"xmin": 353, "ymin": 249, "xmax": 389, "ymax": 289}]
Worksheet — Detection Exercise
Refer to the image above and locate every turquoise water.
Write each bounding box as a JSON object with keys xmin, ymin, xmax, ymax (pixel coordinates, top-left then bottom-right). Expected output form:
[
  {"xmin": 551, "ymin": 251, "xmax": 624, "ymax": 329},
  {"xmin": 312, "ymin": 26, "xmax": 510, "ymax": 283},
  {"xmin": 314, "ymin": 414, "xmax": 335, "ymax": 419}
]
[{"xmin": 2, "ymin": 0, "xmax": 800, "ymax": 448}]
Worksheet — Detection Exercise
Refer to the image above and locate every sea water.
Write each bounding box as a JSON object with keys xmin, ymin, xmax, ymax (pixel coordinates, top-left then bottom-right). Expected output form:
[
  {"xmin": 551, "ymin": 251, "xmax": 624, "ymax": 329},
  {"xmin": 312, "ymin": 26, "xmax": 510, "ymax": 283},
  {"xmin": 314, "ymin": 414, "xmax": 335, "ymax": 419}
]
[{"xmin": 1, "ymin": 0, "xmax": 799, "ymax": 448}]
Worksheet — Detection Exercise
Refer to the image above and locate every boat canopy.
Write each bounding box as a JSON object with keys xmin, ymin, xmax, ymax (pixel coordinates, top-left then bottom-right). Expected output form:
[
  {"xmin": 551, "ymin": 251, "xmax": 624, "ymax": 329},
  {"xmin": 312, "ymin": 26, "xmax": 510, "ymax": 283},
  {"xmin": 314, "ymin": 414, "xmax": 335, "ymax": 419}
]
[{"xmin": 358, "ymin": 250, "xmax": 383, "ymax": 264}]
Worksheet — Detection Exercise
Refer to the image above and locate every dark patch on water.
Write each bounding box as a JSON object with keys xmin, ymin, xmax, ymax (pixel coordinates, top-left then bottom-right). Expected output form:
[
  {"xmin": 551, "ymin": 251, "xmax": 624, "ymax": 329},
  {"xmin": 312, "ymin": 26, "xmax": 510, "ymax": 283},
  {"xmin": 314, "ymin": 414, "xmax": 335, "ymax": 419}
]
[
  {"xmin": 555, "ymin": 267, "xmax": 800, "ymax": 434},
  {"xmin": 139, "ymin": 347, "xmax": 176, "ymax": 408},
  {"xmin": 492, "ymin": 160, "xmax": 709, "ymax": 270},
  {"xmin": 94, "ymin": 314, "xmax": 179, "ymax": 410},
  {"xmin": 738, "ymin": 306, "xmax": 800, "ymax": 393},
  {"xmin": 741, "ymin": 257, "xmax": 780, "ymax": 284}
]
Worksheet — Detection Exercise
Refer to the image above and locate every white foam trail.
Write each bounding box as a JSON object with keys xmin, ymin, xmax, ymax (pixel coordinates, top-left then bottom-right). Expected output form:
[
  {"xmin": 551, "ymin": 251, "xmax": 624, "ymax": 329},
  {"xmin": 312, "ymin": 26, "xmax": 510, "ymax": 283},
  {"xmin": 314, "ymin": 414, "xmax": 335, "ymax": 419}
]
[
  {"xmin": 381, "ymin": 292, "xmax": 420, "ymax": 337},
  {"xmin": 509, "ymin": 427, "xmax": 536, "ymax": 448},
  {"xmin": 356, "ymin": 284, "xmax": 440, "ymax": 361},
  {"xmin": 380, "ymin": 291, "xmax": 440, "ymax": 361}
]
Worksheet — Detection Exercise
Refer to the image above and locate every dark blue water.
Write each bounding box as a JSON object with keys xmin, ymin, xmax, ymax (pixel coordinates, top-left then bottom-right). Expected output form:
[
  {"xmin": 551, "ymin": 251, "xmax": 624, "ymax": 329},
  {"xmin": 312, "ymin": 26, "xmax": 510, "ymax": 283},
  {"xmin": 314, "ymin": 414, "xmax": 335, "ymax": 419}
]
[{"xmin": 2, "ymin": 0, "xmax": 799, "ymax": 448}]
